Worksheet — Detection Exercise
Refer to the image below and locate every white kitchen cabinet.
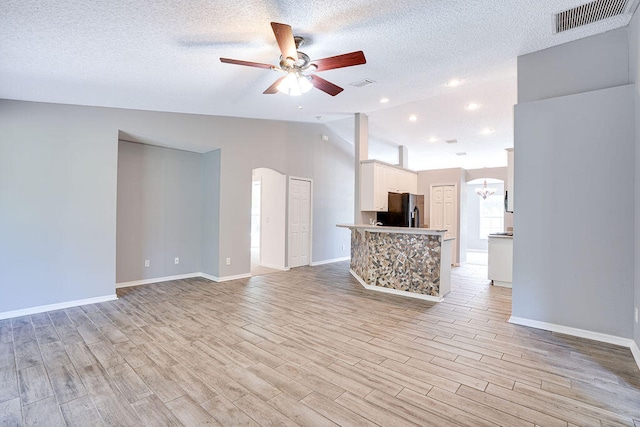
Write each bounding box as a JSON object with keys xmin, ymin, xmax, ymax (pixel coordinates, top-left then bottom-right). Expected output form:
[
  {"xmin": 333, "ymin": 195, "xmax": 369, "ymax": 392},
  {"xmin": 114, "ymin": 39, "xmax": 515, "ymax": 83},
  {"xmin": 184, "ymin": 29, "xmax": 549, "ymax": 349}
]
[
  {"xmin": 402, "ymin": 170, "xmax": 418, "ymax": 194},
  {"xmin": 385, "ymin": 165, "xmax": 417, "ymax": 194},
  {"xmin": 360, "ymin": 160, "xmax": 418, "ymax": 212},
  {"xmin": 360, "ymin": 162, "xmax": 388, "ymax": 211},
  {"xmin": 506, "ymin": 148, "xmax": 514, "ymax": 212},
  {"xmin": 488, "ymin": 235, "xmax": 513, "ymax": 288}
]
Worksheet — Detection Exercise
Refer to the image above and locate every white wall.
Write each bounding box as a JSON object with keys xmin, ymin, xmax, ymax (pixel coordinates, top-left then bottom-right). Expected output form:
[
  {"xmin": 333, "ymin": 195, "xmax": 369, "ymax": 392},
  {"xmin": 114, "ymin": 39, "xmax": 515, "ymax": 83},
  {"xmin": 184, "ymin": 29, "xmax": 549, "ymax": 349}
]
[
  {"xmin": 253, "ymin": 168, "xmax": 286, "ymax": 270},
  {"xmin": 0, "ymin": 99, "xmax": 354, "ymax": 315},
  {"xmin": 514, "ymin": 28, "xmax": 635, "ymax": 338}
]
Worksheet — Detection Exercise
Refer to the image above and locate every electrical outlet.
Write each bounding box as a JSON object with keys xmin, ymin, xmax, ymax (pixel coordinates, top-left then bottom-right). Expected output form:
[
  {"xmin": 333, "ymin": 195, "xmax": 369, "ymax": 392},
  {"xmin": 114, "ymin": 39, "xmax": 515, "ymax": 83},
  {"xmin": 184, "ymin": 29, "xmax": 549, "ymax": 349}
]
[
  {"xmin": 144, "ymin": 260, "xmax": 150, "ymax": 268},
  {"xmin": 635, "ymin": 307, "xmax": 639, "ymax": 323},
  {"xmin": 174, "ymin": 257, "xmax": 179, "ymax": 265},
  {"xmin": 226, "ymin": 257, "xmax": 231, "ymax": 266},
  {"xmin": 342, "ymin": 244, "xmax": 345, "ymax": 251}
]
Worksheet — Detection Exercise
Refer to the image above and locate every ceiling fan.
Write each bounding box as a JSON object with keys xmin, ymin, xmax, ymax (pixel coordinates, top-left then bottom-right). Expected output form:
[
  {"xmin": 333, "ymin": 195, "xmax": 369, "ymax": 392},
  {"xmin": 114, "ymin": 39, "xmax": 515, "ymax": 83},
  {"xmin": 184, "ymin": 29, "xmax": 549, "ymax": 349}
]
[{"xmin": 220, "ymin": 22, "xmax": 366, "ymax": 96}]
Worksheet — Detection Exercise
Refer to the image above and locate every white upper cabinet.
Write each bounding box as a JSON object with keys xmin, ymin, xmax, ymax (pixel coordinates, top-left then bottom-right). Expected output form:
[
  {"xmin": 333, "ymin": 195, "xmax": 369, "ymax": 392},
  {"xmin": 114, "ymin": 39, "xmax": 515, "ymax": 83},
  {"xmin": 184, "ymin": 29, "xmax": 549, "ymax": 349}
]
[
  {"xmin": 360, "ymin": 162, "xmax": 387, "ymax": 211},
  {"xmin": 360, "ymin": 160, "xmax": 418, "ymax": 211}
]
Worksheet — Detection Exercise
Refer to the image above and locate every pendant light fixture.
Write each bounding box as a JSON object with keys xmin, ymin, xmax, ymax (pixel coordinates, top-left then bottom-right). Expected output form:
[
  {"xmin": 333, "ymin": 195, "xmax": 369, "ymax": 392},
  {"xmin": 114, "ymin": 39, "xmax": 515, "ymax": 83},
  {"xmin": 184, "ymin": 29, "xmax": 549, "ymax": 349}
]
[{"xmin": 476, "ymin": 180, "xmax": 496, "ymax": 200}]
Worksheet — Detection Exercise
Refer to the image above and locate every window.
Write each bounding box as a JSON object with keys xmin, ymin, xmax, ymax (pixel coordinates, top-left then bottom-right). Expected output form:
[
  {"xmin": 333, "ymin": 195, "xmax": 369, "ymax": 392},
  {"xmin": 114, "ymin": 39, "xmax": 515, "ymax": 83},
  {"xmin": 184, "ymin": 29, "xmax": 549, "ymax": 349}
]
[{"xmin": 479, "ymin": 193, "xmax": 504, "ymax": 239}]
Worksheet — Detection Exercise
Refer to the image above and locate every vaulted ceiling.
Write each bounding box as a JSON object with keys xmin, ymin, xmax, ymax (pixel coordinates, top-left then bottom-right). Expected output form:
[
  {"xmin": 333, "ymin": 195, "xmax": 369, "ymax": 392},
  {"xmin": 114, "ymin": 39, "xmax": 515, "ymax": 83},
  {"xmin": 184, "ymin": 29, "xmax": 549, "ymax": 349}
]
[{"xmin": 1, "ymin": 0, "xmax": 635, "ymax": 170}]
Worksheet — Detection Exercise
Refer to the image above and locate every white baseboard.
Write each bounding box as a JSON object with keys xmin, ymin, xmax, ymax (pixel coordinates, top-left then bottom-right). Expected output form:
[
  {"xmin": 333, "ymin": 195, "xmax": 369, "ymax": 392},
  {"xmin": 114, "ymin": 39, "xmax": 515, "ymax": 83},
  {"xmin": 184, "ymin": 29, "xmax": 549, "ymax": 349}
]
[
  {"xmin": 0, "ymin": 294, "xmax": 118, "ymax": 320},
  {"xmin": 310, "ymin": 256, "xmax": 350, "ymax": 266},
  {"xmin": 200, "ymin": 273, "xmax": 217, "ymax": 282},
  {"xmin": 259, "ymin": 263, "xmax": 289, "ymax": 271},
  {"xmin": 508, "ymin": 316, "xmax": 635, "ymax": 349},
  {"xmin": 116, "ymin": 273, "xmax": 202, "ymax": 289},
  {"xmin": 630, "ymin": 341, "xmax": 640, "ymax": 371},
  {"xmin": 492, "ymin": 280, "xmax": 512, "ymax": 288},
  {"xmin": 201, "ymin": 272, "xmax": 252, "ymax": 282},
  {"xmin": 349, "ymin": 269, "xmax": 443, "ymax": 303}
]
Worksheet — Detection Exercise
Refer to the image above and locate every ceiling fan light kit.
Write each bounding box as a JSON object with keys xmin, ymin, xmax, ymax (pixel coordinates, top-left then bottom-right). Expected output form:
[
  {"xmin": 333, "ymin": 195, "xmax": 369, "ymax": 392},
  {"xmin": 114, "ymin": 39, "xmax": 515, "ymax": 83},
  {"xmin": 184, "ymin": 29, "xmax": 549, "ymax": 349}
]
[
  {"xmin": 220, "ymin": 22, "xmax": 366, "ymax": 97},
  {"xmin": 277, "ymin": 72, "xmax": 312, "ymax": 96}
]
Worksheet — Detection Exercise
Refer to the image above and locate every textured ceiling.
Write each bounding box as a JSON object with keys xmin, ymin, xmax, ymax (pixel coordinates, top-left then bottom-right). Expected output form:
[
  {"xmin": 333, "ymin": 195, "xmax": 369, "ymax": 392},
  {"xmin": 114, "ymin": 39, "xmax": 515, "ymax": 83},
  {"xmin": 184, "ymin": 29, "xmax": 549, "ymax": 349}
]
[{"xmin": 1, "ymin": 0, "xmax": 635, "ymax": 170}]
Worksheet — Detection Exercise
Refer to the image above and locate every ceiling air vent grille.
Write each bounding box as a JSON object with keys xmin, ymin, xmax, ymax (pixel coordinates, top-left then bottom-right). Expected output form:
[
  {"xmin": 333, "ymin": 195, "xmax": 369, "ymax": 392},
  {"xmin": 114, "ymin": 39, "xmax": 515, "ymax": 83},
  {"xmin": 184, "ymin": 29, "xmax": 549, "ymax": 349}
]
[
  {"xmin": 349, "ymin": 79, "xmax": 375, "ymax": 87},
  {"xmin": 554, "ymin": 0, "xmax": 636, "ymax": 33}
]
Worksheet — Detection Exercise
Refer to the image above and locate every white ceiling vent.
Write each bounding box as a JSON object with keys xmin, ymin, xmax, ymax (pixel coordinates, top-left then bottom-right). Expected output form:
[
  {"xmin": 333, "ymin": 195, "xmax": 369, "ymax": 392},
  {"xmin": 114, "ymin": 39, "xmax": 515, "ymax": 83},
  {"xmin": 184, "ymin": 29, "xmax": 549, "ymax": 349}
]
[
  {"xmin": 554, "ymin": 0, "xmax": 638, "ymax": 33},
  {"xmin": 349, "ymin": 79, "xmax": 376, "ymax": 87},
  {"xmin": 445, "ymin": 139, "xmax": 458, "ymax": 144}
]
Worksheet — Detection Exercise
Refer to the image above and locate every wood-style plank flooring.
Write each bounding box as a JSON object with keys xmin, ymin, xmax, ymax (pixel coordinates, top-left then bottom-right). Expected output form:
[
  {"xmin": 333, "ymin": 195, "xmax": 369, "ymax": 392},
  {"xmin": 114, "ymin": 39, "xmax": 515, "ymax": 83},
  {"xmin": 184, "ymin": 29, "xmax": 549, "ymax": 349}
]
[{"xmin": 1, "ymin": 262, "xmax": 639, "ymax": 426}]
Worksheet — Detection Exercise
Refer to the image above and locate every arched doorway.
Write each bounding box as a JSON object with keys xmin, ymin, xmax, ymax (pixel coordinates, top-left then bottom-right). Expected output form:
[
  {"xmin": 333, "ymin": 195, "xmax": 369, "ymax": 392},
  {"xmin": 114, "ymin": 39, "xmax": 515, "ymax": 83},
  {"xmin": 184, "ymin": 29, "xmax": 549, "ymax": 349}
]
[
  {"xmin": 251, "ymin": 168, "xmax": 287, "ymax": 276},
  {"xmin": 465, "ymin": 178, "xmax": 505, "ymax": 266}
]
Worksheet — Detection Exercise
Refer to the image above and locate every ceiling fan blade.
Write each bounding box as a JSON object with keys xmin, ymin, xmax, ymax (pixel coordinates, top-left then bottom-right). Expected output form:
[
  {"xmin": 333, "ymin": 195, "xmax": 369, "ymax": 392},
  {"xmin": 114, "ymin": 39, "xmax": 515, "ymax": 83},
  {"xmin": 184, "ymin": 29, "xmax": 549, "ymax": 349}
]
[
  {"xmin": 311, "ymin": 51, "xmax": 366, "ymax": 72},
  {"xmin": 264, "ymin": 76, "xmax": 286, "ymax": 94},
  {"xmin": 220, "ymin": 58, "xmax": 274, "ymax": 69},
  {"xmin": 311, "ymin": 75, "xmax": 344, "ymax": 96},
  {"xmin": 270, "ymin": 22, "xmax": 297, "ymax": 61}
]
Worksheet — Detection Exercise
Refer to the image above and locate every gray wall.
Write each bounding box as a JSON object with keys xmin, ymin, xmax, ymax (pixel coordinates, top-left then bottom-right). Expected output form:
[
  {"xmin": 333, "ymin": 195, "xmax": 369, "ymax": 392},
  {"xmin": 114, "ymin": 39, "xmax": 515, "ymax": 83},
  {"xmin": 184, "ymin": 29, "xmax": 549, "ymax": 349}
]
[
  {"xmin": 116, "ymin": 141, "xmax": 204, "ymax": 283},
  {"xmin": 0, "ymin": 102, "xmax": 117, "ymax": 312},
  {"xmin": 518, "ymin": 28, "xmax": 629, "ymax": 103},
  {"xmin": 201, "ymin": 150, "xmax": 221, "ymax": 278},
  {"xmin": 305, "ymin": 127, "xmax": 354, "ymax": 262},
  {"xmin": 0, "ymin": 99, "xmax": 353, "ymax": 314},
  {"xmin": 630, "ymin": 10, "xmax": 640, "ymax": 349},
  {"xmin": 514, "ymin": 28, "xmax": 635, "ymax": 338}
]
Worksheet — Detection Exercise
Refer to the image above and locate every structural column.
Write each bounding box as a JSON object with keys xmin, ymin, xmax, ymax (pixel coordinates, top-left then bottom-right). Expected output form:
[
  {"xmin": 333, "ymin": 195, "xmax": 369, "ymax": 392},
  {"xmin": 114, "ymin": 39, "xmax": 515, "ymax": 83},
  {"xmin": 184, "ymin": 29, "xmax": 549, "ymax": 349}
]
[{"xmin": 354, "ymin": 113, "xmax": 370, "ymax": 224}]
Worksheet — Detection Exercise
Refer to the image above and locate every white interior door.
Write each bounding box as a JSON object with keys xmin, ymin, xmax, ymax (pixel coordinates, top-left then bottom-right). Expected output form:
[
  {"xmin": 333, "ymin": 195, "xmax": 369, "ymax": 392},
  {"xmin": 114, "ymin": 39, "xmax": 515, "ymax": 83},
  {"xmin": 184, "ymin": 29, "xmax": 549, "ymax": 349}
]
[
  {"xmin": 443, "ymin": 185, "xmax": 456, "ymax": 240},
  {"xmin": 431, "ymin": 184, "xmax": 458, "ymax": 263},
  {"xmin": 431, "ymin": 186, "xmax": 444, "ymax": 230},
  {"xmin": 288, "ymin": 178, "xmax": 311, "ymax": 268}
]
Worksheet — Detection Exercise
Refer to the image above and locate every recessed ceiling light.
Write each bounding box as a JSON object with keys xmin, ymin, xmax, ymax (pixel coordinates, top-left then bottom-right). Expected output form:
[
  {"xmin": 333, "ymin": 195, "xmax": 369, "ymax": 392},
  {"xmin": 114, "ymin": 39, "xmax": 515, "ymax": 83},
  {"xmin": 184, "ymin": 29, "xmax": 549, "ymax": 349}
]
[
  {"xmin": 481, "ymin": 127, "xmax": 495, "ymax": 135},
  {"xmin": 466, "ymin": 102, "xmax": 481, "ymax": 111},
  {"xmin": 446, "ymin": 79, "xmax": 463, "ymax": 87},
  {"xmin": 380, "ymin": 97, "xmax": 389, "ymax": 103},
  {"xmin": 409, "ymin": 114, "xmax": 417, "ymax": 122},
  {"xmin": 428, "ymin": 137, "xmax": 438, "ymax": 143}
]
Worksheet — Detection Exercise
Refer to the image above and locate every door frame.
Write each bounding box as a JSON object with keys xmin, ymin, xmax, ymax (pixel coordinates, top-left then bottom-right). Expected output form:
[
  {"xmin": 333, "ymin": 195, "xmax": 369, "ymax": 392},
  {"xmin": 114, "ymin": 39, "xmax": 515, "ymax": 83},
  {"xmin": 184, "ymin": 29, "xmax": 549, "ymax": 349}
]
[{"xmin": 287, "ymin": 176, "xmax": 313, "ymax": 268}]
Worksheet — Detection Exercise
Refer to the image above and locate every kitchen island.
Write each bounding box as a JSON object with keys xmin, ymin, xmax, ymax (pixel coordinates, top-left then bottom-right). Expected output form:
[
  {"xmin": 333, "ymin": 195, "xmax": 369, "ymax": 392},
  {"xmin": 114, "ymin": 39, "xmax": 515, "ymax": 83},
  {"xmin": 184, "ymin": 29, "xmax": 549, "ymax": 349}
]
[{"xmin": 337, "ymin": 224, "xmax": 453, "ymax": 302}]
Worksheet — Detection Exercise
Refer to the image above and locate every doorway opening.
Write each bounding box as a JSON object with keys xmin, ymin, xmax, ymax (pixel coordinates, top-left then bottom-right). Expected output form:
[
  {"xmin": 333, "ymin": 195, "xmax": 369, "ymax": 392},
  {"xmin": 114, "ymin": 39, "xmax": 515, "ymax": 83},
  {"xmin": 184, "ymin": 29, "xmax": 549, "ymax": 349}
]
[
  {"xmin": 465, "ymin": 178, "xmax": 504, "ymax": 268},
  {"xmin": 251, "ymin": 168, "xmax": 287, "ymax": 276}
]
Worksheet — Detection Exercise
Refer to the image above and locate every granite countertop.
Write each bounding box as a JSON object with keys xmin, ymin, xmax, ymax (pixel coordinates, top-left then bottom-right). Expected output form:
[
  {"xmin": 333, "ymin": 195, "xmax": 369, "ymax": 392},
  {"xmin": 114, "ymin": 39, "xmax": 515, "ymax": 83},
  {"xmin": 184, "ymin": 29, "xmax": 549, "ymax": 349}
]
[
  {"xmin": 337, "ymin": 224, "xmax": 447, "ymax": 234},
  {"xmin": 488, "ymin": 233, "xmax": 514, "ymax": 239}
]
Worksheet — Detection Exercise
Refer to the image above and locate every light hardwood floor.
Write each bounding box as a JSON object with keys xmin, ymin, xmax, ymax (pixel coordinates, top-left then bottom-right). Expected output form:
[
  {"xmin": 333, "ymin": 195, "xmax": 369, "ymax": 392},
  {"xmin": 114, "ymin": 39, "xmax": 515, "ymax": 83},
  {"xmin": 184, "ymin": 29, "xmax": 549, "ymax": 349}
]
[{"xmin": 1, "ymin": 262, "xmax": 639, "ymax": 426}]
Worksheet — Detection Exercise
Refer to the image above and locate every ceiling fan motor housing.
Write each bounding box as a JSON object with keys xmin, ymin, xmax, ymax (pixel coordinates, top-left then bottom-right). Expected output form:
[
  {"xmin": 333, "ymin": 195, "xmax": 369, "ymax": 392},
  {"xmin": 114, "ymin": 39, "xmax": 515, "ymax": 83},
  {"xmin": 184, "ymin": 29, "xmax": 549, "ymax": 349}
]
[{"xmin": 279, "ymin": 50, "xmax": 311, "ymax": 71}]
